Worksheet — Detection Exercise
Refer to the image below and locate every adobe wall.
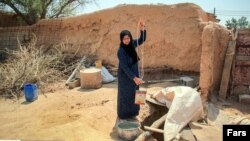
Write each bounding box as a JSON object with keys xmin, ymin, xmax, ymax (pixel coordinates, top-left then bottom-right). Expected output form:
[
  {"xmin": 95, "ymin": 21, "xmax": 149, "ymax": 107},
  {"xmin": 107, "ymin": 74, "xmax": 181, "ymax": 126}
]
[
  {"xmin": 199, "ymin": 22, "xmax": 230, "ymax": 99},
  {"xmin": 0, "ymin": 4, "xmax": 232, "ymax": 99}
]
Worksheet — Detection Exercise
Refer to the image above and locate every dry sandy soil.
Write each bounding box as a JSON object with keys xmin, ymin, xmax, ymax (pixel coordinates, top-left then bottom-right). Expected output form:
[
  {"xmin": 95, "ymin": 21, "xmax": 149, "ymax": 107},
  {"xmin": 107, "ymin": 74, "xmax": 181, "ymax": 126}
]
[
  {"xmin": 0, "ymin": 81, "xmax": 169, "ymax": 141},
  {"xmin": 0, "ymin": 81, "xmax": 249, "ymax": 141},
  {"xmin": 0, "ymin": 82, "xmax": 120, "ymax": 141}
]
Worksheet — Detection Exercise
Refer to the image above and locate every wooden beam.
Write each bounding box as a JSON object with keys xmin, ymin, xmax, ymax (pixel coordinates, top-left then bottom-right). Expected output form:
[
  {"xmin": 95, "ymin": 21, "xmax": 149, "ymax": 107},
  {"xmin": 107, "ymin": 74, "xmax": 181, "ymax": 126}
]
[
  {"xmin": 219, "ymin": 40, "xmax": 236, "ymax": 99},
  {"xmin": 236, "ymin": 56, "xmax": 250, "ymax": 61},
  {"xmin": 144, "ymin": 126, "xmax": 164, "ymax": 134},
  {"xmin": 135, "ymin": 113, "xmax": 167, "ymax": 141}
]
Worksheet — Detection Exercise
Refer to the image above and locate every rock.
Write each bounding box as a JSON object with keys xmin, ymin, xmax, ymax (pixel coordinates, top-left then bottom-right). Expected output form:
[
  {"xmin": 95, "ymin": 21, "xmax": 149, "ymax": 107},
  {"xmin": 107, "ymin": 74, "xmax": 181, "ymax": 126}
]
[
  {"xmin": 234, "ymin": 85, "xmax": 250, "ymax": 96},
  {"xmin": 67, "ymin": 78, "xmax": 80, "ymax": 89},
  {"xmin": 239, "ymin": 94, "xmax": 250, "ymax": 104}
]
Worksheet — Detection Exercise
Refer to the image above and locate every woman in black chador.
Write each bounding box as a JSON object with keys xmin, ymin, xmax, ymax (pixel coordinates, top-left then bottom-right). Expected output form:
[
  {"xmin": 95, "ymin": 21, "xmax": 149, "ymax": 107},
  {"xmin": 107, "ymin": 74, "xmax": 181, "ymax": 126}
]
[{"xmin": 117, "ymin": 20, "xmax": 146, "ymax": 119}]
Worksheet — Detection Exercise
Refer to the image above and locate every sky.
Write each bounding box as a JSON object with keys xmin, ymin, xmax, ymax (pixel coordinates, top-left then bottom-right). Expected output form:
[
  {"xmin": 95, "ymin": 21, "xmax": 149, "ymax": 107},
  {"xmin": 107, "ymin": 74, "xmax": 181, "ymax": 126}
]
[{"xmin": 78, "ymin": 0, "xmax": 250, "ymax": 26}]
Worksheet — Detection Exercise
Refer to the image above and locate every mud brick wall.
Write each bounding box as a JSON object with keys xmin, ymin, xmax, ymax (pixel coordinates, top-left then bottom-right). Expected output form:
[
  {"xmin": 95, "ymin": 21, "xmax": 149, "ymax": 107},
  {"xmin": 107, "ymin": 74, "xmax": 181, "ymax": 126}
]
[
  {"xmin": 0, "ymin": 4, "xmax": 231, "ymax": 100},
  {"xmin": 234, "ymin": 29, "xmax": 250, "ymax": 85},
  {"xmin": 0, "ymin": 3, "xmax": 216, "ymax": 72}
]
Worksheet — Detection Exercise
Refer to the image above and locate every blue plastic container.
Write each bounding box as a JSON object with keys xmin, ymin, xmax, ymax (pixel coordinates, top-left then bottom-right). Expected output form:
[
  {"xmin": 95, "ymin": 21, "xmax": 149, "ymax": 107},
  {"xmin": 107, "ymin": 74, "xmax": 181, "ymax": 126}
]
[{"xmin": 24, "ymin": 83, "xmax": 38, "ymax": 102}]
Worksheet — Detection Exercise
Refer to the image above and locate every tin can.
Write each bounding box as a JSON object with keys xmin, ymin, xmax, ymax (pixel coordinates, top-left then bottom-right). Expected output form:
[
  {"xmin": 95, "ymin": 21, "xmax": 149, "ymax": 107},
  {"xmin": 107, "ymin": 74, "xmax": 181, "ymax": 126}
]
[{"xmin": 135, "ymin": 90, "xmax": 146, "ymax": 105}]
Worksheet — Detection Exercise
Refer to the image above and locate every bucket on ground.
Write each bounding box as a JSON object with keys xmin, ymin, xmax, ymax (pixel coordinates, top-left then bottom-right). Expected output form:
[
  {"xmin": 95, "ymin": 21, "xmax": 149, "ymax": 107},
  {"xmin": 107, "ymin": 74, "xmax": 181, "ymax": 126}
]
[
  {"xmin": 24, "ymin": 83, "xmax": 38, "ymax": 102},
  {"xmin": 80, "ymin": 67, "xmax": 102, "ymax": 89},
  {"xmin": 117, "ymin": 121, "xmax": 141, "ymax": 141}
]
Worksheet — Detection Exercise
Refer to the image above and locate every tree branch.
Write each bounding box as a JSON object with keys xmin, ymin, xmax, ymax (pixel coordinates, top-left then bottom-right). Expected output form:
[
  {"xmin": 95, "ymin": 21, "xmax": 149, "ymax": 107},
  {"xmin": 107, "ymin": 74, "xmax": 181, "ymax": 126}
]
[
  {"xmin": 0, "ymin": 0, "xmax": 33, "ymax": 25},
  {"xmin": 50, "ymin": 0, "xmax": 76, "ymax": 18},
  {"xmin": 46, "ymin": 0, "xmax": 53, "ymax": 7}
]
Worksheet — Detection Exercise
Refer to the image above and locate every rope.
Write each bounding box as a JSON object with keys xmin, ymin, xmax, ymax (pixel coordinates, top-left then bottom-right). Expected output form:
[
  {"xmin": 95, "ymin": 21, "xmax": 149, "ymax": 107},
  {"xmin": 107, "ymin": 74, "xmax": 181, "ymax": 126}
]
[{"xmin": 136, "ymin": 22, "xmax": 145, "ymax": 80}]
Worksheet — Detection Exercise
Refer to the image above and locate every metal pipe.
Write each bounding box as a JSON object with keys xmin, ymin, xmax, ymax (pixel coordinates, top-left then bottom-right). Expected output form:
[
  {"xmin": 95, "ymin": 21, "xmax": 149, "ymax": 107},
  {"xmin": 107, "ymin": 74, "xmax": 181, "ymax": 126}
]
[{"xmin": 145, "ymin": 79, "xmax": 180, "ymax": 84}]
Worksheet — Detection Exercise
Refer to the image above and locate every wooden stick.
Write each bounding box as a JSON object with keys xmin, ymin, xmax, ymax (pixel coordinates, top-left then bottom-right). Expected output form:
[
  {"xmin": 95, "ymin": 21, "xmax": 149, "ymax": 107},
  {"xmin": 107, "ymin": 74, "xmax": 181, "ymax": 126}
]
[
  {"xmin": 135, "ymin": 113, "xmax": 167, "ymax": 141},
  {"xmin": 219, "ymin": 40, "xmax": 236, "ymax": 99},
  {"xmin": 150, "ymin": 113, "xmax": 167, "ymax": 128},
  {"xmin": 65, "ymin": 57, "xmax": 85, "ymax": 86},
  {"xmin": 144, "ymin": 126, "xmax": 164, "ymax": 134}
]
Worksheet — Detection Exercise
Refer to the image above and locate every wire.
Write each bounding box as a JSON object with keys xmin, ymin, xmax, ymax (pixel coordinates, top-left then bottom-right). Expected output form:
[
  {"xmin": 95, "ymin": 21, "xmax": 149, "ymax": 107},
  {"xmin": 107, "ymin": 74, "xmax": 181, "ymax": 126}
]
[
  {"xmin": 208, "ymin": 9, "xmax": 250, "ymax": 17},
  {"xmin": 216, "ymin": 14, "xmax": 250, "ymax": 17}
]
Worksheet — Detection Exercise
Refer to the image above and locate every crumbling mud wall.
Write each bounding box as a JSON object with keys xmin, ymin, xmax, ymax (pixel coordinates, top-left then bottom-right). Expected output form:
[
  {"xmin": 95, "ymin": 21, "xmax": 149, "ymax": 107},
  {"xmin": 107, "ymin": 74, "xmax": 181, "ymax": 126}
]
[
  {"xmin": 0, "ymin": 3, "xmax": 215, "ymax": 72},
  {"xmin": 62, "ymin": 3, "xmax": 214, "ymax": 72},
  {"xmin": 0, "ymin": 19, "xmax": 63, "ymax": 50},
  {"xmin": 0, "ymin": 3, "xmax": 231, "ymax": 99},
  {"xmin": 199, "ymin": 22, "xmax": 230, "ymax": 99},
  {"xmin": 0, "ymin": 11, "xmax": 26, "ymax": 27}
]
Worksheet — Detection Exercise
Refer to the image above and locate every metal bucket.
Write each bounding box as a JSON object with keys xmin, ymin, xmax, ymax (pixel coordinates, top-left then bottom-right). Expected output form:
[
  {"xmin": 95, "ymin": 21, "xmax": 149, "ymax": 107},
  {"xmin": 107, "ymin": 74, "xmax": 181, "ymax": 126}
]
[{"xmin": 117, "ymin": 121, "xmax": 141, "ymax": 141}]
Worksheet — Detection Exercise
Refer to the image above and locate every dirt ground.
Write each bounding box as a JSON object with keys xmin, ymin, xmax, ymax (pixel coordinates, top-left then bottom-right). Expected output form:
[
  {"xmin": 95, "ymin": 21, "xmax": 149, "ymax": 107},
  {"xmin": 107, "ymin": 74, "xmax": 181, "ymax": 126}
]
[
  {"xmin": 0, "ymin": 81, "xmax": 165, "ymax": 141},
  {"xmin": 0, "ymin": 82, "xmax": 119, "ymax": 141},
  {"xmin": 0, "ymin": 81, "xmax": 249, "ymax": 141}
]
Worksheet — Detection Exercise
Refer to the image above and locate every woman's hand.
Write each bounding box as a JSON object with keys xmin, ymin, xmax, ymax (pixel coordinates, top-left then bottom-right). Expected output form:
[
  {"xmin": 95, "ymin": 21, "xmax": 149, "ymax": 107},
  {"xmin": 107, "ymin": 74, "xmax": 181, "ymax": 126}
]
[
  {"xmin": 133, "ymin": 77, "xmax": 144, "ymax": 85},
  {"xmin": 138, "ymin": 20, "xmax": 145, "ymax": 30}
]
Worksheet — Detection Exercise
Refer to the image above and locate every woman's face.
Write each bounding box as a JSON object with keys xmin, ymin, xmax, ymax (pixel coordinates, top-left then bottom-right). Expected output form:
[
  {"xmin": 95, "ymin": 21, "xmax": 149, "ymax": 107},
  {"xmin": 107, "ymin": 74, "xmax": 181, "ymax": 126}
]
[{"xmin": 122, "ymin": 35, "xmax": 131, "ymax": 45}]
